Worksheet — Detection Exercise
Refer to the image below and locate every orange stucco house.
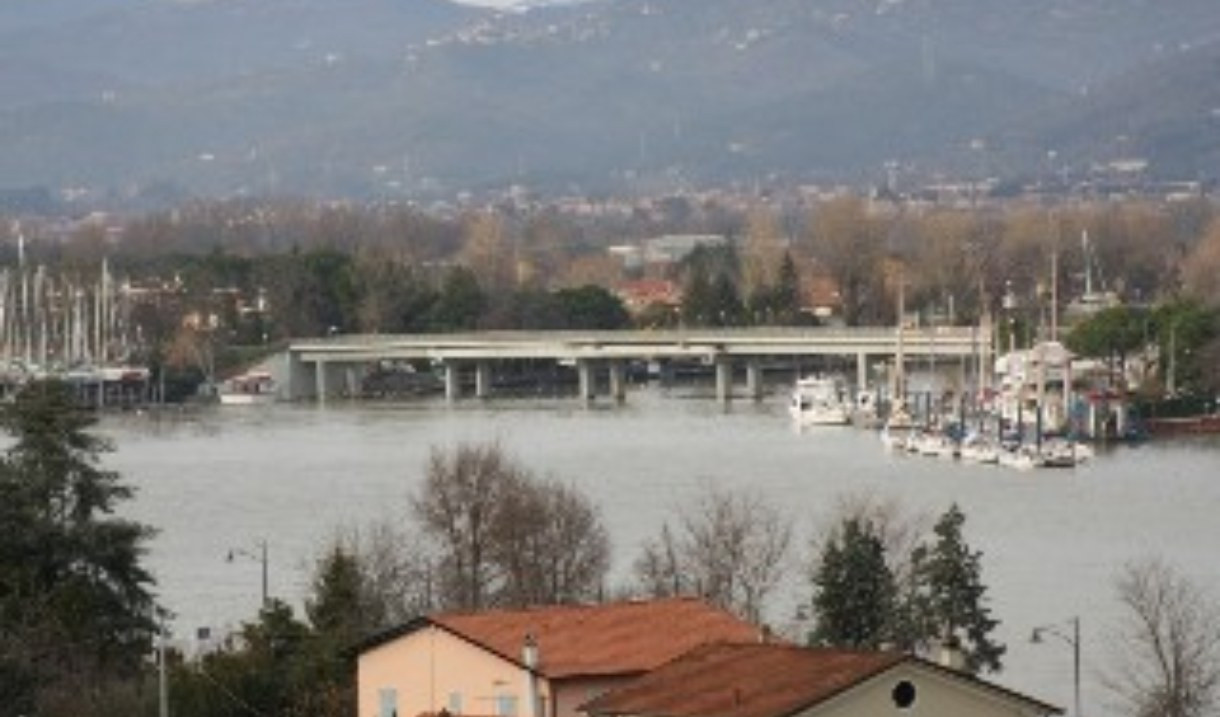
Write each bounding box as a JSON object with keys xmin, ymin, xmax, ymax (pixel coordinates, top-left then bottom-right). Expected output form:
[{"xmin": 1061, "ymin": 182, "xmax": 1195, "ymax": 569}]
[{"xmin": 356, "ymin": 598, "xmax": 763, "ymax": 717}]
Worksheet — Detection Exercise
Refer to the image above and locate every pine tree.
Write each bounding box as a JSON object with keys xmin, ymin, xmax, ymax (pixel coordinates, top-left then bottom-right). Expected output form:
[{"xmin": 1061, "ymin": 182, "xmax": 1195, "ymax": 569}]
[
  {"xmin": 773, "ymin": 252, "xmax": 803, "ymax": 325},
  {"xmin": 912, "ymin": 504, "xmax": 1005, "ymax": 673},
  {"xmin": 811, "ymin": 518, "xmax": 897, "ymax": 649},
  {"xmin": 0, "ymin": 380, "xmax": 156, "ymax": 713},
  {"xmin": 681, "ymin": 264, "xmax": 714, "ymax": 326}
]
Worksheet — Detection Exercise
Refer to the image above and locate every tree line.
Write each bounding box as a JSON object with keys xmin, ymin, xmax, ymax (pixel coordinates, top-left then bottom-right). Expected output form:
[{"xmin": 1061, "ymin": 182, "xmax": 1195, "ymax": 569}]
[
  {"xmin": 6, "ymin": 195, "xmax": 1220, "ymax": 383},
  {"xmin": 1066, "ymin": 300, "xmax": 1220, "ymax": 406},
  {"xmin": 3, "ymin": 386, "xmax": 1219, "ymax": 716}
]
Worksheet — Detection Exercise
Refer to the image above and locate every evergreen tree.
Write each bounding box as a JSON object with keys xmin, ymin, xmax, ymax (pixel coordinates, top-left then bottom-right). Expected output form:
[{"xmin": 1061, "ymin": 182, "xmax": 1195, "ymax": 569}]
[
  {"xmin": 307, "ymin": 545, "xmax": 368, "ymax": 642},
  {"xmin": 710, "ymin": 272, "xmax": 745, "ymax": 326},
  {"xmin": 912, "ymin": 504, "xmax": 1005, "ymax": 673},
  {"xmin": 554, "ymin": 285, "xmax": 631, "ymax": 330},
  {"xmin": 811, "ymin": 518, "xmax": 897, "ymax": 648},
  {"xmin": 430, "ymin": 266, "xmax": 487, "ymax": 331},
  {"xmin": 681, "ymin": 264, "xmax": 714, "ymax": 326},
  {"xmin": 0, "ymin": 380, "xmax": 156, "ymax": 714},
  {"xmin": 773, "ymin": 252, "xmax": 803, "ymax": 325}
]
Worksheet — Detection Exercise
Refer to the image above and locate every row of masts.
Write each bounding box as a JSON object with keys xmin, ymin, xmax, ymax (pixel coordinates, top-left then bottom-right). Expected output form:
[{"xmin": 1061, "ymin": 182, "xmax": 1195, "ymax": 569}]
[{"xmin": 2, "ymin": 234, "xmax": 134, "ymax": 373}]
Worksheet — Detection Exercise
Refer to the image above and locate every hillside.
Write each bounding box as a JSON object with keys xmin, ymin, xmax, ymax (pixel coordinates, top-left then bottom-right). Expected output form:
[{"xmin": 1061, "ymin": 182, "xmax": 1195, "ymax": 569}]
[{"xmin": 1, "ymin": 0, "xmax": 1218, "ymax": 202}]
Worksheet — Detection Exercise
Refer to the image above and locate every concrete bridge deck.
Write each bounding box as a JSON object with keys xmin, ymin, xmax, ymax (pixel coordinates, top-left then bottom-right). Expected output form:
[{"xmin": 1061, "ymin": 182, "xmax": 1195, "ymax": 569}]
[{"xmin": 284, "ymin": 326, "xmax": 992, "ymax": 403}]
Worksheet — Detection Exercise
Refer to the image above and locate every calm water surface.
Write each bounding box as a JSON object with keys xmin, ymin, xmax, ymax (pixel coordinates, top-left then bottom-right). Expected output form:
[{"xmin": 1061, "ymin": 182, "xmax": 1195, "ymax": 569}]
[{"xmin": 103, "ymin": 386, "xmax": 1220, "ymax": 714}]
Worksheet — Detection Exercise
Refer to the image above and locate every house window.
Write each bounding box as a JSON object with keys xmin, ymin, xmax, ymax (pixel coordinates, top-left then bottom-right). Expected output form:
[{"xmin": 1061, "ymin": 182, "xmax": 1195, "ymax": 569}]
[
  {"xmin": 379, "ymin": 688, "xmax": 399, "ymax": 717},
  {"xmin": 495, "ymin": 695, "xmax": 518, "ymax": 716},
  {"xmin": 449, "ymin": 692, "xmax": 463, "ymax": 714}
]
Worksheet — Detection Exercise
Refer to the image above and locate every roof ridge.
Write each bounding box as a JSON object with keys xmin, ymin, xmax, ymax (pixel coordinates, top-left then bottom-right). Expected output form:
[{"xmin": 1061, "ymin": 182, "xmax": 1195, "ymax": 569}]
[{"xmin": 431, "ymin": 595, "xmax": 706, "ymax": 621}]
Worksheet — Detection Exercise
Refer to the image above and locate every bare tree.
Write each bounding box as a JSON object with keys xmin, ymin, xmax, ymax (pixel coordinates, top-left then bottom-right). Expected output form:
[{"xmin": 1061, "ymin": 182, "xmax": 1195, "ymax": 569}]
[
  {"xmin": 633, "ymin": 485, "xmax": 791, "ymax": 623},
  {"xmin": 411, "ymin": 442, "xmax": 526, "ymax": 610},
  {"xmin": 412, "ymin": 442, "xmax": 610, "ymax": 611},
  {"xmin": 336, "ymin": 521, "xmax": 437, "ymax": 629},
  {"xmin": 806, "ymin": 196, "xmax": 886, "ymax": 325},
  {"xmin": 634, "ymin": 523, "xmax": 685, "ymax": 598},
  {"xmin": 494, "ymin": 479, "xmax": 611, "ymax": 606},
  {"xmin": 1105, "ymin": 557, "xmax": 1220, "ymax": 717}
]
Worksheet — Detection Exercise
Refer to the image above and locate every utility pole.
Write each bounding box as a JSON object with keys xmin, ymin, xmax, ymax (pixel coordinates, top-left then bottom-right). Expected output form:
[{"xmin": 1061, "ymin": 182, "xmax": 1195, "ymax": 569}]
[{"xmin": 158, "ymin": 610, "xmax": 169, "ymax": 717}]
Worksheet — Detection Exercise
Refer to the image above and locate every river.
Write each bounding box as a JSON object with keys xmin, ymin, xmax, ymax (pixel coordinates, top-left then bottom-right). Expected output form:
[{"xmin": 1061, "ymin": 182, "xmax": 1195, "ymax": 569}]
[{"xmin": 103, "ymin": 385, "xmax": 1220, "ymax": 715}]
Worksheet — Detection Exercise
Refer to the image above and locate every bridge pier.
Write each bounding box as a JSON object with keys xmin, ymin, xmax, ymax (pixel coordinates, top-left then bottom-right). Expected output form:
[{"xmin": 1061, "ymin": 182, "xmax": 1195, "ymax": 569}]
[
  {"xmin": 715, "ymin": 357, "xmax": 732, "ymax": 405},
  {"xmin": 315, "ymin": 360, "xmax": 328, "ymax": 404},
  {"xmin": 578, "ymin": 359, "xmax": 595, "ymax": 405},
  {"xmin": 475, "ymin": 361, "xmax": 492, "ymax": 400},
  {"xmin": 609, "ymin": 360, "xmax": 626, "ymax": 403},
  {"xmin": 444, "ymin": 361, "xmax": 461, "ymax": 403},
  {"xmin": 745, "ymin": 360, "xmax": 763, "ymax": 402},
  {"xmin": 856, "ymin": 352, "xmax": 868, "ymax": 393},
  {"xmin": 658, "ymin": 360, "xmax": 674, "ymax": 388}
]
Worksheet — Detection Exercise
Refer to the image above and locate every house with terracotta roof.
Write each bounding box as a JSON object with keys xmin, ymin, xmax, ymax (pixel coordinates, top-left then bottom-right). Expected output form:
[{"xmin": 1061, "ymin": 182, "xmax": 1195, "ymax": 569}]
[
  {"xmin": 581, "ymin": 642, "xmax": 1060, "ymax": 717},
  {"xmin": 356, "ymin": 598, "xmax": 763, "ymax": 717}
]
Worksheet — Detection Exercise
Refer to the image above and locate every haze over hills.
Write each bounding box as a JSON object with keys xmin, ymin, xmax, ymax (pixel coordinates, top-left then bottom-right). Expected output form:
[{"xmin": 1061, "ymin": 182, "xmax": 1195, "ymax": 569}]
[{"xmin": 0, "ymin": 0, "xmax": 1217, "ymax": 204}]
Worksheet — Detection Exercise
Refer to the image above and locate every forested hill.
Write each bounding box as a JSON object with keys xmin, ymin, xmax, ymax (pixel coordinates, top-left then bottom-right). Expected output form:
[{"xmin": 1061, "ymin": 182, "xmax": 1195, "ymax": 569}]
[{"xmin": 1, "ymin": 0, "xmax": 1218, "ymax": 202}]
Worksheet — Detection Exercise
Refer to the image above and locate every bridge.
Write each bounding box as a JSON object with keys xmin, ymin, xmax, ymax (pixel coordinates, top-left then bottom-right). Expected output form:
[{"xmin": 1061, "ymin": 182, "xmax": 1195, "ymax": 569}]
[{"xmin": 282, "ymin": 325, "xmax": 993, "ymax": 403}]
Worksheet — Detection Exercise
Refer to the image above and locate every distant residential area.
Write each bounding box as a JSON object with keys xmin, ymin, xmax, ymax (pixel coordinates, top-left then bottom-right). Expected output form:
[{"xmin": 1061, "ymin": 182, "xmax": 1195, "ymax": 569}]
[{"xmin": 2, "ymin": 186, "xmax": 1218, "ymax": 403}]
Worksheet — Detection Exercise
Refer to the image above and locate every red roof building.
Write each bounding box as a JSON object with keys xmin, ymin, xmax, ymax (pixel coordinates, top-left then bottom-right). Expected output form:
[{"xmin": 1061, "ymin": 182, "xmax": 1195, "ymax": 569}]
[
  {"xmin": 357, "ymin": 598, "xmax": 763, "ymax": 717},
  {"xmin": 582, "ymin": 643, "xmax": 1060, "ymax": 717}
]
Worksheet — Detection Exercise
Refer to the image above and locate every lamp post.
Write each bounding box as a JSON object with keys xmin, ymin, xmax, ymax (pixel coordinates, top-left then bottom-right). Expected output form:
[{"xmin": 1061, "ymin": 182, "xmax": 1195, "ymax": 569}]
[
  {"xmin": 227, "ymin": 539, "xmax": 269, "ymax": 608},
  {"xmin": 1031, "ymin": 615, "xmax": 1081, "ymax": 717}
]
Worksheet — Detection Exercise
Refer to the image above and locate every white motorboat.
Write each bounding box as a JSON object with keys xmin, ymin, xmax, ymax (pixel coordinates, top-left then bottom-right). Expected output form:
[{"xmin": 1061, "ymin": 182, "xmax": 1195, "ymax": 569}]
[
  {"xmin": 998, "ymin": 445, "xmax": 1039, "ymax": 471},
  {"xmin": 959, "ymin": 435, "xmax": 1000, "ymax": 465},
  {"xmin": 218, "ymin": 371, "xmax": 278, "ymax": 405},
  {"xmin": 789, "ymin": 375, "xmax": 851, "ymax": 426},
  {"xmin": 880, "ymin": 426, "xmax": 911, "ymax": 451},
  {"xmin": 912, "ymin": 431, "xmax": 958, "ymax": 459}
]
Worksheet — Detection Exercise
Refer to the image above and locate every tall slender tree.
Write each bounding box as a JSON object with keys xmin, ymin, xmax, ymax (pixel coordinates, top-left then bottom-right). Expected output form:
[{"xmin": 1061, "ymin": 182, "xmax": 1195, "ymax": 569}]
[
  {"xmin": 911, "ymin": 504, "xmax": 1005, "ymax": 673},
  {"xmin": 0, "ymin": 380, "xmax": 156, "ymax": 714},
  {"xmin": 811, "ymin": 517, "xmax": 897, "ymax": 649}
]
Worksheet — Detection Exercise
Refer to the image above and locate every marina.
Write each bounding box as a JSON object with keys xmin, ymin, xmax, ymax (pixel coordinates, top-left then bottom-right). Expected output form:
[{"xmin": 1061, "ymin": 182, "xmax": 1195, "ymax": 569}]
[{"xmin": 0, "ymin": 242, "xmax": 152, "ymax": 406}]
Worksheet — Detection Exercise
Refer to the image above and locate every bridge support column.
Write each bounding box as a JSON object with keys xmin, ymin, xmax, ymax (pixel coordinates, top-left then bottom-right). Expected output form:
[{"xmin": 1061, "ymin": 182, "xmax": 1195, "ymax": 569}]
[
  {"xmin": 444, "ymin": 361, "xmax": 461, "ymax": 403},
  {"xmin": 315, "ymin": 360, "xmax": 328, "ymax": 405},
  {"xmin": 578, "ymin": 359, "xmax": 595, "ymax": 405},
  {"xmin": 475, "ymin": 361, "xmax": 492, "ymax": 400},
  {"xmin": 658, "ymin": 360, "xmax": 674, "ymax": 388},
  {"xmin": 715, "ymin": 357, "xmax": 733, "ymax": 405},
  {"xmin": 609, "ymin": 360, "xmax": 626, "ymax": 404},
  {"xmin": 856, "ymin": 352, "xmax": 868, "ymax": 393},
  {"xmin": 345, "ymin": 366, "xmax": 359, "ymax": 399},
  {"xmin": 746, "ymin": 360, "xmax": 763, "ymax": 402},
  {"xmin": 283, "ymin": 350, "xmax": 313, "ymax": 401}
]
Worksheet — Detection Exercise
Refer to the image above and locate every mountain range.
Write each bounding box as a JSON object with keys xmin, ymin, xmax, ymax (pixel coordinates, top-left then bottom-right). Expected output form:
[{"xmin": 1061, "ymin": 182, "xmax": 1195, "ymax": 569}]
[{"xmin": 1, "ymin": 0, "xmax": 1218, "ymax": 204}]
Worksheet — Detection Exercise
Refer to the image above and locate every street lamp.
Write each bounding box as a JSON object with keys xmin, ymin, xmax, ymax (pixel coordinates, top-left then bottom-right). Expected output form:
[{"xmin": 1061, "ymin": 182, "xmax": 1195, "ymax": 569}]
[
  {"xmin": 1031, "ymin": 615, "xmax": 1081, "ymax": 717},
  {"xmin": 227, "ymin": 539, "xmax": 269, "ymax": 609}
]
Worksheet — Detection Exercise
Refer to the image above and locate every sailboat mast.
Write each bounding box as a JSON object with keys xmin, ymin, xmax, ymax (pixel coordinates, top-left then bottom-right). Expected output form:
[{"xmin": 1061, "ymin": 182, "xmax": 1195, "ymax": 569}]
[
  {"xmin": 1082, "ymin": 229, "xmax": 1093, "ymax": 298},
  {"xmin": 1050, "ymin": 240, "xmax": 1059, "ymax": 342},
  {"xmin": 896, "ymin": 267, "xmax": 907, "ymax": 404}
]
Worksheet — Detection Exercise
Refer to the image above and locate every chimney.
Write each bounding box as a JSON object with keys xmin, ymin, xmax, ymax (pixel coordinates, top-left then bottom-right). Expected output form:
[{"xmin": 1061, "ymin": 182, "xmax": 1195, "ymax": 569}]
[
  {"xmin": 523, "ymin": 634, "xmax": 541, "ymax": 717},
  {"xmin": 936, "ymin": 636, "xmax": 966, "ymax": 672},
  {"xmin": 523, "ymin": 633, "xmax": 539, "ymax": 670}
]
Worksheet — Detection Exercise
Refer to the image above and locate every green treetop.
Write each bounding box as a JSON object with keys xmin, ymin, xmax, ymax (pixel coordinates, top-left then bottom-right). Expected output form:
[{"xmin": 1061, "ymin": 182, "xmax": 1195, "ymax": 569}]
[
  {"xmin": 811, "ymin": 517, "xmax": 897, "ymax": 649},
  {"xmin": 912, "ymin": 504, "xmax": 1005, "ymax": 673},
  {"xmin": 0, "ymin": 380, "xmax": 157, "ymax": 714}
]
